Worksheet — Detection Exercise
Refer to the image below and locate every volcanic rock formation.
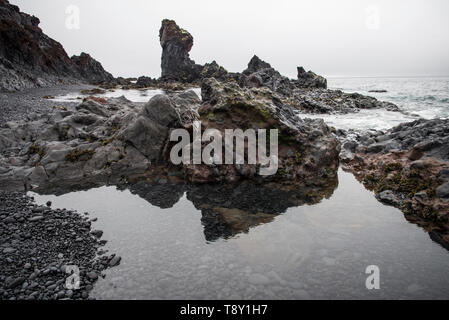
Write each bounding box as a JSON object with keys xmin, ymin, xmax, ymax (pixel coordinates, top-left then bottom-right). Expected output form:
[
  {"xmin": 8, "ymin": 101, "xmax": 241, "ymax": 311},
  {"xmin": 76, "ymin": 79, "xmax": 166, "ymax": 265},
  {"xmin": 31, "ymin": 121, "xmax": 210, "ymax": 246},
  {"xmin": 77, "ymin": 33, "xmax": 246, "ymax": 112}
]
[
  {"xmin": 159, "ymin": 19, "xmax": 229, "ymax": 82},
  {"xmin": 0, "ymin": 0, "xmax": 114, "ymax": 91},
  {"xmin": 343, "ymin": 118, "xmax": 449, "ymax": 248}
]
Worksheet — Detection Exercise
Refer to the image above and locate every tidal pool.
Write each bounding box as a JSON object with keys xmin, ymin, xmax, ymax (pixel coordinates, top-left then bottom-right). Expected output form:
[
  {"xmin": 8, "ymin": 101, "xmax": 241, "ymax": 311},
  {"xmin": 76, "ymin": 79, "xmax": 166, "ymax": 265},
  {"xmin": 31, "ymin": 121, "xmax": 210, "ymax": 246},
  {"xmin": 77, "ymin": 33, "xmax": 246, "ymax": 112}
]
[{"xmin": 30, "ymin": 169, "xmax": 449, "ymax": 300}]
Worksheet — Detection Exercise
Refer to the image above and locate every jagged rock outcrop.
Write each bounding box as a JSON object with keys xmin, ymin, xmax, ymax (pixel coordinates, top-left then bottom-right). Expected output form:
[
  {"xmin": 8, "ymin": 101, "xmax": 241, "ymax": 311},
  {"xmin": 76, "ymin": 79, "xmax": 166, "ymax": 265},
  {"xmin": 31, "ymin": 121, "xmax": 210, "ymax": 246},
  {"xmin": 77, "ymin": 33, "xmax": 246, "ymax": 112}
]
[
  {"xmin": 71, "ymin": 52, "xmax": 114, "ymax": 85},
  {"xmin": 238, "ymin": 55, "xmax": 328, "ymax": 96},
  {"xmin": 173, "ymin": 77, "xmax": 341, "ymax": 185},
  {"xmin": 0, "ymin": 90, "xmax": 203, "ymax": 191},
  {"xmin": 343, "ymin": 118, "xmax": 449, "ymax": 248},
  {"xmin": 0, "ymin": 0, "xmax": 114, "ymax": 91},
  {"xmin": 0, "ymin": 77, "xmax": 341, "ymax": 193},
  {"xmin": 295, "ymin": 66, "xmax": 327, "ymax": 89},
  {"xmin": 159, "ymin": 19, "xmax": 202, "ymax": 82},
  {"xmin": 239, "ymin": 55, "xmax": 294, "ymax": 96},
  {"xmin": 135, "ymin": 76, "xmax": 156, "ymax": 88},
  {"xmin": 159, "ymin": 19, "xmax": 229, "ymax": 82}
]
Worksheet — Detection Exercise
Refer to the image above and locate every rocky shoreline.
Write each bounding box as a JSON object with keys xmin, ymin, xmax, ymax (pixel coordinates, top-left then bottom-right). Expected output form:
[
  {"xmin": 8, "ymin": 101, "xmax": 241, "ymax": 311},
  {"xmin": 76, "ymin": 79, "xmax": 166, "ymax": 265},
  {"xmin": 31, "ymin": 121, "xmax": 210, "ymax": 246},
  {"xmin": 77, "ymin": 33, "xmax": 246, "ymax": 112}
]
[
  {"xmin": 0, "ymin": 84, "xmax": 97, "ymax": 125},
  {"xmin": 0, "ymin": 190, "xmax": 120, "ymax": 300},
  {"xmin": 342, "ymin": 119, "xmax": 449, "ymax": 248}
]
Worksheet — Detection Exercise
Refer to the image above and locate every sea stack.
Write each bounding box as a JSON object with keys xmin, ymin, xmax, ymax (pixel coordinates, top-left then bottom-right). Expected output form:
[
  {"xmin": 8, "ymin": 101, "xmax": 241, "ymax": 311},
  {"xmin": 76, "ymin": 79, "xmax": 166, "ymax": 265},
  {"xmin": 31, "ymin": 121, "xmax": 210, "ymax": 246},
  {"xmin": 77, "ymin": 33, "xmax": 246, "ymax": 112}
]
[{"xmin": 159, "ymin": 19, "xmax": 201, "ymax": 82}]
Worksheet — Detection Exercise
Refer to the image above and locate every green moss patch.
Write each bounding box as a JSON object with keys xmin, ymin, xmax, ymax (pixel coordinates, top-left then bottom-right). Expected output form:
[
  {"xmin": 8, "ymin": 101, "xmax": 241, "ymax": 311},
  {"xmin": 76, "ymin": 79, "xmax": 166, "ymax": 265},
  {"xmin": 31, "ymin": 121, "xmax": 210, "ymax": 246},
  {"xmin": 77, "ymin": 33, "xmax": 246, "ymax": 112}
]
[{"xmin": 65, "ymin": 149, "xmax": 96, "ymax": 162}]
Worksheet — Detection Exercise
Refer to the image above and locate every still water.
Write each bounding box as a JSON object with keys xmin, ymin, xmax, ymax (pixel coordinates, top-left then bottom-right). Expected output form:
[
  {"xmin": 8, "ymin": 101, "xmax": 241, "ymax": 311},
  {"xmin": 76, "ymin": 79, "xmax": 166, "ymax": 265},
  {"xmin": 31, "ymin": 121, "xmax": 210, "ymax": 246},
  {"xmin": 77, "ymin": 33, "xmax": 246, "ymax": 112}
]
[{"xmin": 30, "ymin": 170, "xmax": 449, "ymax": 300}]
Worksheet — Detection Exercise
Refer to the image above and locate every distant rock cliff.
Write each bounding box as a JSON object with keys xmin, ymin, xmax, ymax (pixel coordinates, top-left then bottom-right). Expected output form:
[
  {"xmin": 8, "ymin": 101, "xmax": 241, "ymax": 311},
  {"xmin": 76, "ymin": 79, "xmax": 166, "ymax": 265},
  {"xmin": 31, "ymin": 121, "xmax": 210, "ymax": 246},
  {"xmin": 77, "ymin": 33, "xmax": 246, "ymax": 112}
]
[
  {"xmin": 0, "ymin": 0, "xmax": 114, "ymax": 91},
  {"xmin": 71, "ymin": 52, "xmax": 114, "ymax": 85}
]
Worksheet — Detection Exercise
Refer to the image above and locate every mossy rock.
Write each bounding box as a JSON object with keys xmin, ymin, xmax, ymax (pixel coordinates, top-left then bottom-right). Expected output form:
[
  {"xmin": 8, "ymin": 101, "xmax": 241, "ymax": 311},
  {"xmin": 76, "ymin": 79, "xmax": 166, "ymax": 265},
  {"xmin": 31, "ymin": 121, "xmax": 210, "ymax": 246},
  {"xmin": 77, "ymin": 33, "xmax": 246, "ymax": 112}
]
[{"xmin": 65, "ymin": 149, "xmax": 96, "ymax": 162}]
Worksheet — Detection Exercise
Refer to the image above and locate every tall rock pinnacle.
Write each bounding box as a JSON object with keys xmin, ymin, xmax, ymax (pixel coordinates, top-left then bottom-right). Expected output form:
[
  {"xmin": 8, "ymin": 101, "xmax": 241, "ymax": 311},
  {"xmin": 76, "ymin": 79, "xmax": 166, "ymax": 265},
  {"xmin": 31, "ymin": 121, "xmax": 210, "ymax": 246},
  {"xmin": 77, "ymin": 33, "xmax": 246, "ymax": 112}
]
[{"xmin": 159, "ymin": 19, "xmax": 201, "ymax": 82}]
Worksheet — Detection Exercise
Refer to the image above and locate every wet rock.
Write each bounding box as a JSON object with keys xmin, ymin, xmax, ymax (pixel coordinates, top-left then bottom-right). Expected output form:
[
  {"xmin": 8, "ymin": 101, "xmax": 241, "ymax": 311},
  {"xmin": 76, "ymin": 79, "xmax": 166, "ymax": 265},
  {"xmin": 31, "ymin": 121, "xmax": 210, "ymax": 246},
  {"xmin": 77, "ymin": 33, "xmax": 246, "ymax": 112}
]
[
  {"xmin": 377, "ymin": 190, "xmax": 401, "ymax": 206},
  {"xmin": 90, "ymin": 230, "xmax": 103, "ymax": 238},
  {"xmin": 28, "ymin": 216, "xmax": 44, "ymax": 222},
  {"xmin": 3, "ymin": 247, "xmax": 16, "ymax": 254},
  {"xmin": 436, "ymin": 182, "xmax": 449, "ymax": 199},
  {"xmin": 86, "ymin": 271, "xmax": 98, "ymax": 281},
  {"xmin": 0, "ymin": 191, "xmax": 120, "ymax": 300},
  {"xmin": 108, "ymin": 256, "xmax": 121, "ymax": 267},
  {"xmin": 344, "ymin": 118, "xmax": 449, "ymax": 248},
  {"xmin": 6, "ymin": 277, "xmax": 25, "ymax": 289}
]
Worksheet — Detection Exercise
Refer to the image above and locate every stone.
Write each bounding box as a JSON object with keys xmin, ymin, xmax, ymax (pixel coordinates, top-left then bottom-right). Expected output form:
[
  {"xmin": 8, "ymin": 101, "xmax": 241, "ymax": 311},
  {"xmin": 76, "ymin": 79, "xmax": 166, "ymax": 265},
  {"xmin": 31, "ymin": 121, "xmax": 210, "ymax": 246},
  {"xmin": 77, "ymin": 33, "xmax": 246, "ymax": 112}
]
[
  {"xmin": 142, "ymin": 94, "xmax": 181, "ymax": 127},
  {"xmin": 377, "ymin": 190, "xmax": 400, "ymax": 206},
  {"xmin": 3, "ymin": 247, "xmax": 16, "ymax": 254},
  {"xmin": 109, "ymin": 256, "xmax": 121, "ymax": 267},
  {"xmin": 6, "ymin": 277, "xmax": 25, "ymax": 289},
  {"xmin": 86, "ymin": 271, "xmax": 98, "ymax": 281},
  {"xmin": 90, "ymin": 230, "xmax": 103, "ymax": 238},
  {"xmin": 28, "ymin": 216, "xmax": 44, "ymax": 222},
  {"xmin": 120, "ymin": 115, "xmax": 169, "ymax": 160},
  {"xmin": 436, "ymin": 182, "xmax": 449, "ymax": 199}
]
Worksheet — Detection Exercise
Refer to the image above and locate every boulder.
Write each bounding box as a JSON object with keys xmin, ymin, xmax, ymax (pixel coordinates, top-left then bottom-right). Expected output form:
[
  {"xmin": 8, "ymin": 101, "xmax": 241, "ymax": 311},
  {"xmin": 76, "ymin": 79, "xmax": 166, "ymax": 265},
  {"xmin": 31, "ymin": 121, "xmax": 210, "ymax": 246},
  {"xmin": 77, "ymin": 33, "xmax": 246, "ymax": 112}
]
[
  {"xmin": 120, "ymin": 116, "xmax": 168, "ymax": 160},
  {"xmin": 142, "ymin": 94, "xmax": 181, "ymax": 127}
]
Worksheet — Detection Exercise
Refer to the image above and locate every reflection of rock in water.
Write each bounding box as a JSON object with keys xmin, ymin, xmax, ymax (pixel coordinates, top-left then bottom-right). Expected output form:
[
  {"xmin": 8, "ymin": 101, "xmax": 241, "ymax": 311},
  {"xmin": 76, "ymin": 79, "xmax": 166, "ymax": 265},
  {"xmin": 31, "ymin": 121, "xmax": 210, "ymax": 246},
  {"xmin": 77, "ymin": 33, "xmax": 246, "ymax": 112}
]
[
  {"xmin": 120, "ymin": 176, "xmax": 338, "ymax": 241},
  {"xmin": 31, "ymin": 174, "xmax": 338, "ymax": 242},
  {"xmin": 125, "ymin": 181, "xmax": 185, "ymax": 209},
  {"xmin": 187, "ymin": 179, "xmax": 338, "ymax": 241}
]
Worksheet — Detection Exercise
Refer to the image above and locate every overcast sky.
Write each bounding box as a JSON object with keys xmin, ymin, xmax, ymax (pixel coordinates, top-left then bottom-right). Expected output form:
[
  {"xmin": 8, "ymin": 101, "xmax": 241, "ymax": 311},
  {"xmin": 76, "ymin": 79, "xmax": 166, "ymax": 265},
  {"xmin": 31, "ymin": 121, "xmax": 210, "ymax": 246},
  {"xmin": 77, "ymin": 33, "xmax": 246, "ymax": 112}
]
[{"xmin": 12, "ymin": 0, "xmax": 449, "ymax": 78}]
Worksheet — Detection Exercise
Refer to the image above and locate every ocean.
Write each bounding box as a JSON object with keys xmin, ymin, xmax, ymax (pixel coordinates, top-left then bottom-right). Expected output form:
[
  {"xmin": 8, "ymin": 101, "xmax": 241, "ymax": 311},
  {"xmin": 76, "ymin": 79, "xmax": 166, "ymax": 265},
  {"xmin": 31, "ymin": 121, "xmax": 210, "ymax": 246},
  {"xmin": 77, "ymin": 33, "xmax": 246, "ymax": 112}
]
[{"xmin": 306, "ymin": 76, "xmax": 449, "ymax": 131}]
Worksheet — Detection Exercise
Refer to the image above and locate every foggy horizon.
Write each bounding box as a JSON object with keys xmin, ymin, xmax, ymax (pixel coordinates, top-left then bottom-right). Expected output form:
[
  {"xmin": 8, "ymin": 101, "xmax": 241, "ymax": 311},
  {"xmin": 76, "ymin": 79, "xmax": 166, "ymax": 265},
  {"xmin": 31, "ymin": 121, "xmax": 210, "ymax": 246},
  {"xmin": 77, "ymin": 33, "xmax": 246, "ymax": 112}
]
[{"xmin": 11, "ymin": 0, "xmax": 449, "ymax": 79}]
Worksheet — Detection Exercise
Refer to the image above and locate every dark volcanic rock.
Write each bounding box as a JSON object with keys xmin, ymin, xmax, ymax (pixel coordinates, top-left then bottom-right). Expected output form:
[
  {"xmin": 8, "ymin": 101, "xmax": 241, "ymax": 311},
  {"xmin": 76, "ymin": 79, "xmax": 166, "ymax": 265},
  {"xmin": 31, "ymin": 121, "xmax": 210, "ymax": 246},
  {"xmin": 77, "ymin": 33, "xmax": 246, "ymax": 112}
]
[
  {"xmin": 159, "ymin": 19, "xmax": 228, "ymax": 82},
  {"xmin": 135, "ymin": 76, "xmax": 156, "ymax": 88},
  {"xmin": 0, "ymin": 0, "xmax": 114, "ymax": 91},
  {"xmin": 180, "ymin": 77, "xmax": 341, "ymax": 184},
  {"xmin": 71, "ymin": 53, "xmax": 114, "ymax": 85},
  {"xmin": 0, "ymin": 190, "xmax": 119, "ymax": 300},
  {"xmin": 159, "ymin": 19, "xmax": 202, "ymax": 82},
  {"xmin": 295, "ymin": 66, "xmax": 327, "ymax": 89},
  {"xmin": 239, "ymin": 56, "xmax": 327, "ymax": 95},
  {"xmin": 344, "ymin": 118, "xmax": 449, "ymax": 249},
  {"xmin": 239, "ymin": 55, "xmax": 293, "ymax": 96}
]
